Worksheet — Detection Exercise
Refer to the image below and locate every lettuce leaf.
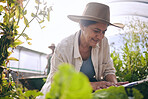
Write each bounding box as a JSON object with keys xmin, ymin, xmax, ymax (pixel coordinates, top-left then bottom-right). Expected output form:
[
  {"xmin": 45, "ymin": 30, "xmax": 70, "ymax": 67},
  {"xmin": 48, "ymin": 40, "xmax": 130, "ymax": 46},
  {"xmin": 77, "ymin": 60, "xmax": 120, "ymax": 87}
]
[
  {"xmin": 45, "ymin": 63, "xmax": 93, "ymax": 99},
  {"xmin": 92, "ymin": 86, "xmax": 143, "ymax": 99}
]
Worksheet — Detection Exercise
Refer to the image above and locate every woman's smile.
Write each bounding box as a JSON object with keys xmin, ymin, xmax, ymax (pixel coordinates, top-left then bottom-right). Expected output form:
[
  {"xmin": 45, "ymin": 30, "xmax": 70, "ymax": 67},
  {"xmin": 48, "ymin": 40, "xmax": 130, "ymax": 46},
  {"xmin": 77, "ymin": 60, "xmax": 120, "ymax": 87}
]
[{"xmin": 92, "ymin": 38, "xmax": 99, "ymax": 44}]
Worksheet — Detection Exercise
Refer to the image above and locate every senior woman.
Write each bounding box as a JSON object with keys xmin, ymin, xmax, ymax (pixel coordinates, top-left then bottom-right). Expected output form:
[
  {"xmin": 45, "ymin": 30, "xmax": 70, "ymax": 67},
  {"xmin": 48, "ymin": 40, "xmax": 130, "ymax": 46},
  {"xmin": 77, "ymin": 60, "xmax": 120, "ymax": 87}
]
[{"xmin": 39, "ymin": 2, "xmax": 127, "ymax": 98}]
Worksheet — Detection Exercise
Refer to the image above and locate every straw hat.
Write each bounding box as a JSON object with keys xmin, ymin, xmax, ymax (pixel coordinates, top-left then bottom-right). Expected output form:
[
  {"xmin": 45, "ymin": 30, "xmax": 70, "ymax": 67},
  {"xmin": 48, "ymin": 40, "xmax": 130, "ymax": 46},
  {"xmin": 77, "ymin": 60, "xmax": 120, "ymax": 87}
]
[
  {"xmin": 68, "ymin": 2, "xmax": 124, "ymax": 28},
  {"xmin": 48, "ymin": 43, "xmax": 55, "ymax": 49}
]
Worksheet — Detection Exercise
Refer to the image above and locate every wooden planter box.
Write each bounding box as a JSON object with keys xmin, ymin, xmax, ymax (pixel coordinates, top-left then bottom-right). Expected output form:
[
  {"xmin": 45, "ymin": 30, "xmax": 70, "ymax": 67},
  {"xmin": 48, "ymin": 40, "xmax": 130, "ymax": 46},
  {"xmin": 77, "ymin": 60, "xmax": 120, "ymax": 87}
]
[{"xmin": 19, "ymin": 75, "xmax": 47, "ymax": 90}]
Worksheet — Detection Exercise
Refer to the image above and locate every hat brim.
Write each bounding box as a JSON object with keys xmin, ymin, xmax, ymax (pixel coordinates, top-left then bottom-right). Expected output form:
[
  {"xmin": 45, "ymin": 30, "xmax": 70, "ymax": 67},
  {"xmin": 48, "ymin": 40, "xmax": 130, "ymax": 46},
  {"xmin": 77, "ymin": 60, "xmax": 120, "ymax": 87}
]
[
  {"xmin": 68, "ymin": 15, "xmax": 124, "ymax": 29},
  {"xmin": 48, "ymin": 46, "xmax": 55, "ymax": 48}
]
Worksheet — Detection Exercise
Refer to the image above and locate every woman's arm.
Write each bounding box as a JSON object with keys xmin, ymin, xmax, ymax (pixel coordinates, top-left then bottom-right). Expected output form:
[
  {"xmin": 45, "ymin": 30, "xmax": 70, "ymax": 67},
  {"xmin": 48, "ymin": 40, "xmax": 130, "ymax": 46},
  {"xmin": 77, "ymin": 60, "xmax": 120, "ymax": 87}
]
[
  {"xmin": 105, "ymin": 74, "xmax": 129, "ymax": 85},
  {"xmin": 90, "ymin": 74, "xmax": 128, "ymax": 91},
  {"xmin": 105, "ymin": 74, "xmax": 117, "ymax": 83},
  {"xmin": 90, "ymin": 81, "xmax": 117, "ymax": 91},
  {"xmin": 90, "ymin": 74, "xmax": 118, "ymax": 91}
]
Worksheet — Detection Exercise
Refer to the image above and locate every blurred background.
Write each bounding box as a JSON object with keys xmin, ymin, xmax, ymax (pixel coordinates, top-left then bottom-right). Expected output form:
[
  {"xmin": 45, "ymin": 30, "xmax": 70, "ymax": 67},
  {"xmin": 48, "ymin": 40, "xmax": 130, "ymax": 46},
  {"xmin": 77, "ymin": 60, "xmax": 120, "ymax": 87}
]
[{"xmin": 8, "ymin": 0, "xmax": 148, "ymax": 79}]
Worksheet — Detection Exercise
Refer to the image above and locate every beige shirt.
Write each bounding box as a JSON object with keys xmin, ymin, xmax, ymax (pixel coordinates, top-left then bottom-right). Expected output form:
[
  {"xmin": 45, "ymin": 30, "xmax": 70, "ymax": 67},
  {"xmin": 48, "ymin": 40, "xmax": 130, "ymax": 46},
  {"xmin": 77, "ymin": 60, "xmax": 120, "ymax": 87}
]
[{"xmin": 39, "ymin": 31, "xmax": 116, "ymax": 98}]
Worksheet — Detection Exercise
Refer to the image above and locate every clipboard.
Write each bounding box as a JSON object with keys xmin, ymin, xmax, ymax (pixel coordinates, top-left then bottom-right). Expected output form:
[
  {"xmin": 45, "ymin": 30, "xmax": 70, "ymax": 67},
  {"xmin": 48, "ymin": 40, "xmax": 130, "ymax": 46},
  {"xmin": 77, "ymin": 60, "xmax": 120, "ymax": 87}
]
[{"xmin": 122, "ymin": 77, "xmax": 148, "ymax": 87}]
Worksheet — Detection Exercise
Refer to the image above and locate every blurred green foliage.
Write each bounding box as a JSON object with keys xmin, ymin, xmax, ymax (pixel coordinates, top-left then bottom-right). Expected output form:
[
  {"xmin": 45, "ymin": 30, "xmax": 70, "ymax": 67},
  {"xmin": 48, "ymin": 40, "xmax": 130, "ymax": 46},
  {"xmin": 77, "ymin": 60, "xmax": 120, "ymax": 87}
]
[
  {"xmin": 45, "ymin": 64, "xmax": 143, "ymax": 99},
  {"xmin": 0, "ymin": 73, "xmax": 43, "ymax": 98},
  {"xmin": 46, "ymin": 63, "xmax": 93, "ymax": 99},
  {"xmin": 0, "ymin": 0, "xmax": 51, "ymax": 67},
  {"xmin": 93, "ymin": 86, "xmax": 143, "ymax": 99},
  {"xmin": 0, "ymin": 0, "xmax": 51, "ymax": 98},
  {"xmin": 111, "ymin": 19, "xmax": 148, "ymax": 99}
]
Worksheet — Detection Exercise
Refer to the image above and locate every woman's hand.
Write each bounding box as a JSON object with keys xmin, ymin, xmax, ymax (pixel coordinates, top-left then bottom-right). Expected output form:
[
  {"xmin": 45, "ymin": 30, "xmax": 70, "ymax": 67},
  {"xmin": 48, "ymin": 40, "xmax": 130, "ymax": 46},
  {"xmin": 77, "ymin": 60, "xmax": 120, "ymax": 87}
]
[
  {"xmin": 90, "ymin": 81, "xmax": 117, "ymax": 91},
  {"xmin": 90, "ymin": 81, "xmax": 129, "ymax": 91}
]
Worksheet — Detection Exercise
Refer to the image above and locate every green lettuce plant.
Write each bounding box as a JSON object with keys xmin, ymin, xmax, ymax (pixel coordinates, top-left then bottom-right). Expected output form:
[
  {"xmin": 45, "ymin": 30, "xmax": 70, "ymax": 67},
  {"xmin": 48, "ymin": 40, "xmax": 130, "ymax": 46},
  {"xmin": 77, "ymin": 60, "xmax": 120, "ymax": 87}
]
[
  {"xmin": 45, "ymin": 63, "xmax": 93, "ymax": 99},
  {"xmin": 93, "ymin": 86, "xmax": 143, "ymax": 99},
  {"xmin": 45, "ymin": 63, "xmax": 143, "ymax": 99}
]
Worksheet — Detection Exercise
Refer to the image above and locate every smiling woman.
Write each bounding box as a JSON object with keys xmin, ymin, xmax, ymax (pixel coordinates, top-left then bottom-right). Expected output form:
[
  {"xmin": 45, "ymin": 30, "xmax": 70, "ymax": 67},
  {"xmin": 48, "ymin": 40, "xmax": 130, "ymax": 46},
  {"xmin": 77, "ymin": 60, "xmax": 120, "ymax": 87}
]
[
  {"xmin": 37, "ymin": 2, "xmax": 128, "ymax": 99},
  {"xmin": 79, "ymin": 22, "xmax": 107, "ymax": 48}
]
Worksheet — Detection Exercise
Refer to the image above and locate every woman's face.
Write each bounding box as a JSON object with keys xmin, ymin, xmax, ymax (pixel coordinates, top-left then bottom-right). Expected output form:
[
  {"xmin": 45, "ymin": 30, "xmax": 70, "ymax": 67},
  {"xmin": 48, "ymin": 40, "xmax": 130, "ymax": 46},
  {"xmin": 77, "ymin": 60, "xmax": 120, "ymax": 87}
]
[{"xmin": 81, "ymin": 22, "xmax": 108, "ymax": 48}]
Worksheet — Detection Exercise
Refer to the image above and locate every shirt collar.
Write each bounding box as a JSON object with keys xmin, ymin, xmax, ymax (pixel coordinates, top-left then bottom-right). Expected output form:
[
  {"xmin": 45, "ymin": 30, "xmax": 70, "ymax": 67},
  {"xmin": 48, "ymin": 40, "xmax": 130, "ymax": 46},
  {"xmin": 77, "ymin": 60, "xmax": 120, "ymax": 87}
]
[
  {"xmin": 73, "ymin": 30, "xmax": 101, "ymax": 58},
  {"xmin": 74, "ymin": 30, "xmax": 81, "ymax": 58}
]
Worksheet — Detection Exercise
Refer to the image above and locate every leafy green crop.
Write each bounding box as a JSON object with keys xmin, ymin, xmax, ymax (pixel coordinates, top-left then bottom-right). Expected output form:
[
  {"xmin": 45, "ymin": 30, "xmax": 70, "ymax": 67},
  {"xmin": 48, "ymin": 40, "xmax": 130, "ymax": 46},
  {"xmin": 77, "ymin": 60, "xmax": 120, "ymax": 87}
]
[
  {"xmin": 45, "ymin": 63, "xmax": 93, "ymax": 99},
  {"xmin": 92, "ymin": 86, "xmax": 143, "ymax": 99},
  {"xmin": 43, "ymin": 63, "xmax": 144, "ymax": 99}
]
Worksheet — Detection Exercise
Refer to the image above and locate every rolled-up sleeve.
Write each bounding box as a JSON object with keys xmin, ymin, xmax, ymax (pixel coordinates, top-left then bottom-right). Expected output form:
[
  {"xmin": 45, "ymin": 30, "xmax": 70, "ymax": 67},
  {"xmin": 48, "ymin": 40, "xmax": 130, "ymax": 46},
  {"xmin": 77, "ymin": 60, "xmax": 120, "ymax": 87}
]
[{"xmin": 103, "ymin": 58, "xmax": 116, "ymax": 78}]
